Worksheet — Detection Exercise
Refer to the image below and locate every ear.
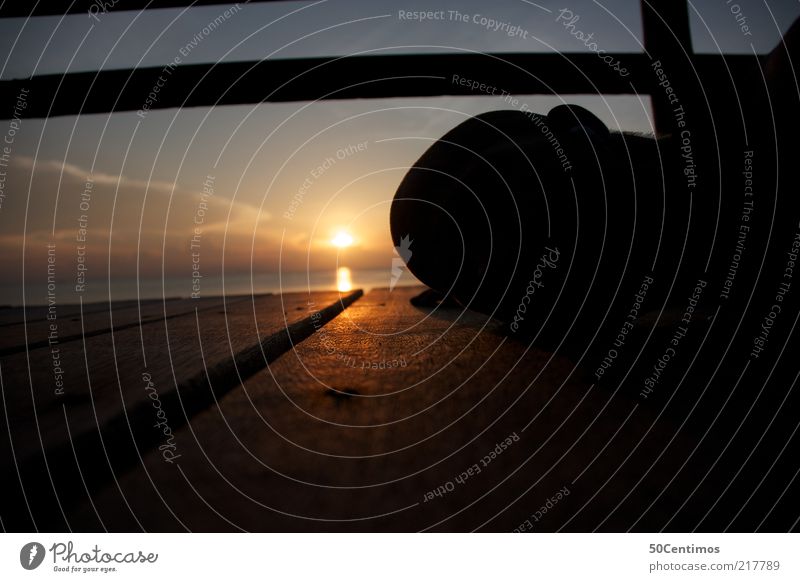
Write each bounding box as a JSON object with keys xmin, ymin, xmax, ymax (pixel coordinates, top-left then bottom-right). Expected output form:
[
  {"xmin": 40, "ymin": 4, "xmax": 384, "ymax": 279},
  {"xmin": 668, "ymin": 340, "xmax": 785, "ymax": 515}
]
[{"xmin": 547, "ymin": 104, "xmax": 610, "ymax": 142}]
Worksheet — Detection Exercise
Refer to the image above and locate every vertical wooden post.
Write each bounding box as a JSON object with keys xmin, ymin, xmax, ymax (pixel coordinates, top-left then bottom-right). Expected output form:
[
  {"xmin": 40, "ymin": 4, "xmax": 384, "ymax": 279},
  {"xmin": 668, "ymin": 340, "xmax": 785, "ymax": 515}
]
[{"xmin": 641, "ymin": 0, "xmax": 694, "ymax": 135}]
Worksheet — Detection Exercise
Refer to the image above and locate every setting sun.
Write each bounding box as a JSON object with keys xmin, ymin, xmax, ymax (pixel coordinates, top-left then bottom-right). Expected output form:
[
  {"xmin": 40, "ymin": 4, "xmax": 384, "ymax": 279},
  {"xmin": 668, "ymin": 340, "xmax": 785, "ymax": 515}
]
[{"xmin": 331, "ymin": 231, "xmax": 354, "ymax": 248}]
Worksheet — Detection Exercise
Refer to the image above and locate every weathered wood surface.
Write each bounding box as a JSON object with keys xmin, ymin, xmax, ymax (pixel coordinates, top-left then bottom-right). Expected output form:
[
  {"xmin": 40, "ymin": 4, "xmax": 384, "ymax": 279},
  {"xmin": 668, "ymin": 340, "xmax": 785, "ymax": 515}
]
[
  {"xmin": 0, "ymin": 299, "xmax": 143, "ymax": 326},
  {"xmin": 60, "ymin": 286, "xmax": 713, "ymax": 532},
  {"xmin": 0, "ymin": 289, "xmax": 360, "ymax": 529},
  {"xmin": 0, "ymin": 295, "xmax": 251, "ymax": 354}
]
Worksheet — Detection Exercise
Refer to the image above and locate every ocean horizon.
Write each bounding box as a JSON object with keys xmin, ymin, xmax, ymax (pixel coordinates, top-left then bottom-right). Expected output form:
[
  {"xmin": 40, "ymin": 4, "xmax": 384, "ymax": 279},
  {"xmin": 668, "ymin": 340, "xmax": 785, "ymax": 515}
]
[{"xmin": 0, "ymin": 268, "xmax": 422, "ymax": 307}]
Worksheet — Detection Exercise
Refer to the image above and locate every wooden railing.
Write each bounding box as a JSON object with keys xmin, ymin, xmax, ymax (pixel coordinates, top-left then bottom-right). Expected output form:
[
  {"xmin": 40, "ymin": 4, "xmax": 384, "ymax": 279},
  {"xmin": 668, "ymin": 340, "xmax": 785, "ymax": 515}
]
[{"xmin": 0, "ymin": 0, "xmax": 764, "ymax": 134}]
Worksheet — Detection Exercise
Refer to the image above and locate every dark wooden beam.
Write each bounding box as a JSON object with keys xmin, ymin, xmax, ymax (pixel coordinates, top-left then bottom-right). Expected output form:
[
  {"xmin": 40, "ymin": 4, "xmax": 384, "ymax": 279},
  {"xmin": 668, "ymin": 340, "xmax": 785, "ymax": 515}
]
[
  {"xmin": 0, "ymin": 52, "xmax": 762, "ymax": 120},
  {"xmin": 641, "ymin": 0, "xmax": 694, "ymax": 135},
  {"xmin": 0, "ymin": 0, "xmax": 279, "ymax": 19}
]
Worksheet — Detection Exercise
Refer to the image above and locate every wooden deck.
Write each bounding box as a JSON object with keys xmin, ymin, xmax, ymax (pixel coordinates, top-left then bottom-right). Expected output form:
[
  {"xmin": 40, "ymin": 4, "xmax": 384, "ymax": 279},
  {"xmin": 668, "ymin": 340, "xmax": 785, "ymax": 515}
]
[{"xmin": 0, "ymin": 286, "xmax": 783, "ymax": 531}]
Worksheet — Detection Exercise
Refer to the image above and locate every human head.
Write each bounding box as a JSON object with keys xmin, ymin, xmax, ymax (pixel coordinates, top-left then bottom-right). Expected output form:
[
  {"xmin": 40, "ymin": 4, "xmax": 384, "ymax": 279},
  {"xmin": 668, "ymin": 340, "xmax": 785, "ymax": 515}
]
[{"xmin": 391, "ymin": 104, "xmax": 660, "ymax": 330}]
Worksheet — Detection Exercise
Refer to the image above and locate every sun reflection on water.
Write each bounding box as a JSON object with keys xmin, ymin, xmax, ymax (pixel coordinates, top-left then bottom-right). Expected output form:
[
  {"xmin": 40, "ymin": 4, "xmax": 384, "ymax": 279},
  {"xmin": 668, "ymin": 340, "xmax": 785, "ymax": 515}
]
[{"xmin": 336, "ymin": 267, "xmax": 353, "ymax": 292}]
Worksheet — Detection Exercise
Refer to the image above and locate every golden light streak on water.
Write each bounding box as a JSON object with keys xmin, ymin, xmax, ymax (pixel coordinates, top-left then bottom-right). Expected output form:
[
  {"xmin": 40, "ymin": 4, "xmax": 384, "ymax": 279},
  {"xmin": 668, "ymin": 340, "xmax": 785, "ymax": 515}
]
[{"xmin": 336, "ymin": 267, "xmax": 353, "ymax": 292}]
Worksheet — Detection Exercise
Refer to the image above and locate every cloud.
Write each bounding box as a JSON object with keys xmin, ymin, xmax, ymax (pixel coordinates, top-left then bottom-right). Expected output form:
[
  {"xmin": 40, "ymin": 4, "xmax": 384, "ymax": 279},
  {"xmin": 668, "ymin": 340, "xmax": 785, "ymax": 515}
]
[{"xmin": 0, "ymin": 157, "xmax": 274, "ymax": 282}]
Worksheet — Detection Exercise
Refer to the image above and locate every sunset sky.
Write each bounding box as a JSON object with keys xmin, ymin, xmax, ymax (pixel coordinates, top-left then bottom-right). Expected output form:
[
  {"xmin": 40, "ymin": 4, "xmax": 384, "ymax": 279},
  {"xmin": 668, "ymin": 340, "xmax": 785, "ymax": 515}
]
[{"xmin": 1, "ymin": 0, "xmax": 798, "ymax": 304}]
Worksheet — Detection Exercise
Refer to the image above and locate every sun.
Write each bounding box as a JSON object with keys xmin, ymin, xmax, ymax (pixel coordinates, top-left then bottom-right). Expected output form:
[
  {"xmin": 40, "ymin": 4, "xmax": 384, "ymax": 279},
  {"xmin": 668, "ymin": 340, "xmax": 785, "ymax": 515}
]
[{"xmin": 331, "ymin": 231, "xmax": 354, "ymax": 248}]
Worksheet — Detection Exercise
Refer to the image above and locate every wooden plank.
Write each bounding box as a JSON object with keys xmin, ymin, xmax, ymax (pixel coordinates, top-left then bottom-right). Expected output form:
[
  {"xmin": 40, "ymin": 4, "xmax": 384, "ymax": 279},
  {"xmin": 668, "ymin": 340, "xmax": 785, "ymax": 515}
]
[
  {"xmin": 1, "ymin": 52, "xmax": 765, "ymax": 120},
  {"xmin": 0, "ymin": 295, "xmax": 255, "ymax": 355},
  {"xmin": 0, "ymin": 299, "xmax": 146, "ymax": 326},
  {"xmin": 66, "ymin": 286, "xmax": 710, "ymax": 532},
  {"xmin": 0, "ymin": 53, "xmax": 637, "ymax": 119},
  {"xmin": 0, "ymin": 297, "xmax": 253, "ymax": 356},
  {"xmin": 0, "ymin": 0, "xmax": 282, "ymax": 18},
  {"xmin": 0, "ymin": 289, "xmax": 361, "ymax": 530}
]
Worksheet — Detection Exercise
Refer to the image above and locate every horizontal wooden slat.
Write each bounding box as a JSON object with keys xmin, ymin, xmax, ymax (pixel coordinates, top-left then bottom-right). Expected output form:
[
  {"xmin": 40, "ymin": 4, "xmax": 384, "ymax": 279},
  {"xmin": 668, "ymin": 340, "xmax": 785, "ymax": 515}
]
[
  {"xmin": 0, "ymin": 0, "xmax": 281, "ymax": 18},
  {"xmin": 0, "ymin": 295, "xmax": 255, "ymax": 355},
  {"xmin": 0, "ymin": 298, "xmax": 149, "ymax": 326},
  {"xmin": 0, "ymin": 53, "xmax": 765, "ymax": 119}
]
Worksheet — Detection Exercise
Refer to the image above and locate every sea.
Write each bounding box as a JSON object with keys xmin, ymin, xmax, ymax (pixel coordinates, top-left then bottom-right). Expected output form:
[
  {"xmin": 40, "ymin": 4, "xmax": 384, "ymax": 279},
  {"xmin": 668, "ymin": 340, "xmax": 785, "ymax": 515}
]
[{"xmin": 0, "ymin": 268, "xmax": 422, "ymax": 307}]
